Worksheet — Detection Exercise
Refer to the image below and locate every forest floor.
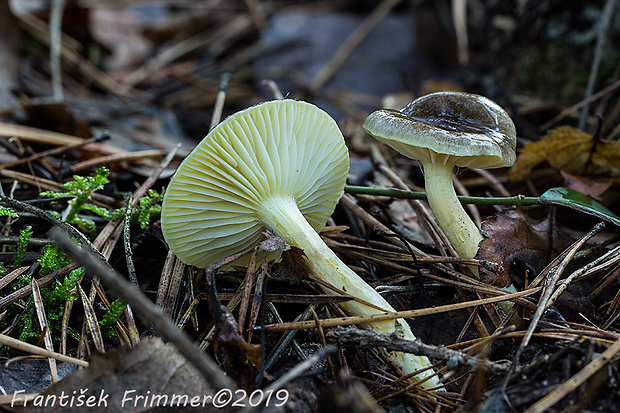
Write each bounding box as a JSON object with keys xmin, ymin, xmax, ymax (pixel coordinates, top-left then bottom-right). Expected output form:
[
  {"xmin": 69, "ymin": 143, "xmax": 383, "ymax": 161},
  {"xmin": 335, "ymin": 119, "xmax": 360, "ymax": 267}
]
[{"xmin": 0, "ymin": 1, "xmax": 619, "ymax": 412}]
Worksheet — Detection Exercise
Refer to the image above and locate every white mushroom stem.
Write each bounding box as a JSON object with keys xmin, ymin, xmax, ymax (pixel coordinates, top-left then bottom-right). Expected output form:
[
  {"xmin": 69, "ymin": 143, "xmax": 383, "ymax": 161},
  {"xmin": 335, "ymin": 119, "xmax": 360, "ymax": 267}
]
[
  {"xmin": 422, "ymin": 162, "xmax": 483, "ymax": 263},
  {"xmin": 423, "ymin": 163, "xmax": 520, "ymax": 321},
  {"xmin": 258, "ymin": 195, "xmax": 441, "ymax": 389}
]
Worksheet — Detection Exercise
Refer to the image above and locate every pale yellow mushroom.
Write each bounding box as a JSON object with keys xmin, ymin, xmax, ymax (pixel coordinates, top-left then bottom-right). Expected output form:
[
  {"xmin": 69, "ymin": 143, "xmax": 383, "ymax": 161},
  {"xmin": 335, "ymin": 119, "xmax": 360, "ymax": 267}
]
[{"xmin": 162, "ymin": 100, "xmax": 441, "ymax": 389}]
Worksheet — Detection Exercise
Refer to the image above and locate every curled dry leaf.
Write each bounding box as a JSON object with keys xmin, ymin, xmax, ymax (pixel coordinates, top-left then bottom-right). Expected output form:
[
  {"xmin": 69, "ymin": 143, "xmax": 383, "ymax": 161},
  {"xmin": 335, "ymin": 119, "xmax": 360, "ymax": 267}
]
[
  {"xmin": 509, "ymin": 126, "xmax": 620, "ymax": 181},
  {"xmin": 0, "ymin": 359, "xmax": 76, "ymax": 398},
  {"xmin": 560, "ymin": 171, "xmax": 613, "ymax": 201},
  {"xmin": 478, "ymin": 209, "xmax": 596, "ymax": 320},
  {"xmin": 478, "ymin": 209, "xmax": 572, "ymax": 287},
  {"xmin": 213, "ymin": 306, "xmax": 261, "ymax": 389},
  {"xmin": 31, "ymin": 337, "xmax": 220, "ymax": 413},
  {"xmin": 270, "ymin": 246, "xmax": 311, "ymax": 284}
]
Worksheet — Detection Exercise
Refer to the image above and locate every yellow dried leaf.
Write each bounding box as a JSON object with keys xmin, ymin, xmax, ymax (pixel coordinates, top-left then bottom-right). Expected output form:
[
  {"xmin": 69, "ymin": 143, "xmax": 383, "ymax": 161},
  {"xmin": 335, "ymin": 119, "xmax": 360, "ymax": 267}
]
[{"xmin": 509, "ymin": 126, "xmax": 620, "ymax": 181}]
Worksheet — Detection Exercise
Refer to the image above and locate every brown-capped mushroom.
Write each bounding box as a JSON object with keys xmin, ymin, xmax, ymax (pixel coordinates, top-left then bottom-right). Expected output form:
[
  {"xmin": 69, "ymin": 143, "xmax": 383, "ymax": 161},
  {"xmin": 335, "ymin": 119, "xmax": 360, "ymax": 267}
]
[{"xmin": 363, "ymin": 91, "xmax": 517, "ymax": 265}]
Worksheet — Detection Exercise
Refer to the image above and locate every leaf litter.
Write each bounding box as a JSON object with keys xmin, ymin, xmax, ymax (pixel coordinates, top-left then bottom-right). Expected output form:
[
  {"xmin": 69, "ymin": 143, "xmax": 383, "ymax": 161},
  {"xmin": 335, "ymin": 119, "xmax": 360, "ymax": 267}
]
[{"xmin": 0, "ymin": 1, "xmax": 618, "ymax": 412}]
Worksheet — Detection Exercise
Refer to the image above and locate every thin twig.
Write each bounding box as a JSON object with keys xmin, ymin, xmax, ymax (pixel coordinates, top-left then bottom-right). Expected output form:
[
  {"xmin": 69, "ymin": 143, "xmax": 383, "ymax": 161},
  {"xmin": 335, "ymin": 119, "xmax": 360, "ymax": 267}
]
[
  {"xmin": 123, "ymin": 193, "xmax": 138, "ymax": 286},
  {"xmin": 243, "ymin": 0, "xmax": 267, "ymax": 30},
  {"xmin": 327, "ymin": 327, "xmax": 510, "ymax": 373},
  {"xmin": 63, "ymin": 149, "xmax": 167, "ymax": 176},
  {"xmin": 520, "ymin": 222, "xmax": 604, "ymax": 348},
  {"xmin": 540, "ymin": 79, "xmax": 620, "ymax": 131},
  {"xmin": 1, "ymin": 169, "xmax": 119, "ymax": 208},
  {"xmin": 264, "ymin": 305, "xmax": 312, "ymax": 372},
  {"xmin": 0, "ymin": 132, "xmax": 109, "ymax": 171},
  {"xmin": 452, "ymin": 0, "xmax": 469, "ymax": 66},
  {"xmin": 523, "ymin": 335, "xmax": 620, "ymax": 413},
  {"xmin": 578, "ymin": 0, "xmax": 617, "ymax": 129},
  {"xmin": 49, "ymin": 0, "xmax": 66, "ymax": 101},
  {"xmin": 0, "ymin": 264, "xmax": 79, "ymax": 311},
  {"xmin": 262, "ymin": 79, "xmax": 284, "ymax": 100},
  {"xmin": 209, "ymin": 72, "xmax": 231, "ymax": 131},
  {"xmin": 311, "ymin": 0, "xmax": 403, "ymax": 91},
  {"xmin": 238, "ymin": 247, "xmax": 259, "ymax": 333},
  {"xmin": 124, "ymin": 15, "xmax": 251, "ymax": 87},
  {"xmin": 550, "ymin": 243, "xmax": 620, "ymax": 309},
  {"xmin": 0, "ymin": 123, "xmax": 122, "ymax": 153},
  {"xmin": 502, "ymin": 222, "xmax": 605, "ymax": 398},
  {"xmin": 0, "ymin": 194, "xmax": 102, "ymax": 261},
  {"xmin": 0, "ymin": 332, "xmax": 88, "ymax": 367},
  {"xmin": 131, "ymin": 144, "xmax": 181, "ymax": 204}
]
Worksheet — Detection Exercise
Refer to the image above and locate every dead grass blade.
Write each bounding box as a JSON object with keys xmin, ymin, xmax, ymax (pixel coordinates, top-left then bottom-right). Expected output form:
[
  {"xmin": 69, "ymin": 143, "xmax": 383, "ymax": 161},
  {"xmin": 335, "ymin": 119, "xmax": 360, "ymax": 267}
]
[
  {"xmin": 50, "ymin": 227, "xmax": 237, "ymax": 392},
  {"xmin": 311, "ymin": 0, "xmax": 403, "ymax": 91},
  {"xmin": 550, "ymin": 242, "xmax": 620, "ymax": 309},
  {"xmin": 0, "ymin": 266, "xmax": 29, "ymax": 291},
  {"xmin": 0, "ymin": 123, "xmax": 122, "ymax": 154},
  {"xmin": 77, "ymin": 284, "xmax": 105, "ymax": 353},
  {"xmin": 258, "ymin": 288, "xmax": 539, "ymax": 332},
  {"xmin": 31, "ymin": 279, "xmax": 58, "ymax": 382},
  {"xmin": 518, "ymin": 222, "xmax": 604, "ymax": 351},
  {"xmin": 0, "ymin": 133, "xmax": 108, "ymax": 171},
  {"xmin": 67, "ymin": 149, "xmax": 169, "ymax": 174},
  {"xmin": 0, "ymin": 264, "xmax": 79, "ymax": 311}
]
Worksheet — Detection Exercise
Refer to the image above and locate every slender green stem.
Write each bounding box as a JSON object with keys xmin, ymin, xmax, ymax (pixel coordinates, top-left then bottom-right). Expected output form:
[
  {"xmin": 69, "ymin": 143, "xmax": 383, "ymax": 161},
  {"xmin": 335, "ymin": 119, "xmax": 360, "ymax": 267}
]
[{"xmin": 345, "ymin": 185, "xmax": 540, "ymax": 207}]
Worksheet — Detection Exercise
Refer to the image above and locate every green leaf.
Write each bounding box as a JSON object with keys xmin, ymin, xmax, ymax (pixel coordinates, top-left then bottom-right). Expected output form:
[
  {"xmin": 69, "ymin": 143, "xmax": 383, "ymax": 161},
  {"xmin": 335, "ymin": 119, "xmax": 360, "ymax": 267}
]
[{"xmin": 539, "ymin": 187, "xmax": 620, "ymax": 227}]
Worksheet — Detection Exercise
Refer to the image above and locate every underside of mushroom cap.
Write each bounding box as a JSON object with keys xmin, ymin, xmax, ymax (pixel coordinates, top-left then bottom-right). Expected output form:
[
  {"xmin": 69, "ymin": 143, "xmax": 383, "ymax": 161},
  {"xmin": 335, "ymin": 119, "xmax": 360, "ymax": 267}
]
[
  {"xmin": 363, "ymin": 91, "xmax": 517, "ymax": 169},
  {"xmin": 161, "ymin": 99, "xmax": 349, "ymax": 269}
]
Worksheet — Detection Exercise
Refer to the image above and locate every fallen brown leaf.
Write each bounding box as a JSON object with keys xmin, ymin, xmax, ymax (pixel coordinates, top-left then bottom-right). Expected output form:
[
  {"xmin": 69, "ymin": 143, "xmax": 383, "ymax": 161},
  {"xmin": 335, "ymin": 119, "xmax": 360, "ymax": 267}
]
[
  {"xmin": 213, "ymin": 306, "xmax": 261, "ymax": 389},
  {"xmin": 560, "ymin": 171, "xmax": 613, "ymax": 201},
  {"xmin": 478, "ymin": 209, "xmax": 571, "ymax": 287},
  {"xmin": 29, "ymin": 337, "xmax": 220, "ymax": 413},
  {"xmin": 479, "ymin": 209, "xmax": 596, "ymax": 321},
  {"xmin": 274, "ymin": 247, "xmax": 313, "ymax": 285},
  {"xmin": 509, "ymin": 126, "xmax": 620, "ymax": 181},
  {"xmin": 0, "ymin": 359, "xmax": 76, "ymax": 399}
]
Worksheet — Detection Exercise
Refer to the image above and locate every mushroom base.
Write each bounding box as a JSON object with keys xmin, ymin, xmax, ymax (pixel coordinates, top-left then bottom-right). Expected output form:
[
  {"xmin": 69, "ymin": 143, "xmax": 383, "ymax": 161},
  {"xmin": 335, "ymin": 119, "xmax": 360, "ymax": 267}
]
[{"xmin": 257, "ymin": 195, "xmax": 442, "ymax": 390}]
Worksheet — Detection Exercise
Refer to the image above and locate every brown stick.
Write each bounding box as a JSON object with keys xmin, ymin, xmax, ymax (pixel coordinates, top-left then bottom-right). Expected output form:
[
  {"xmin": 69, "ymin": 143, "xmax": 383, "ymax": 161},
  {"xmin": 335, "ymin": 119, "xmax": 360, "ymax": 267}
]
[{"xmin": 50, "ymin": 227, "xmax": 236, "ymax": 392}]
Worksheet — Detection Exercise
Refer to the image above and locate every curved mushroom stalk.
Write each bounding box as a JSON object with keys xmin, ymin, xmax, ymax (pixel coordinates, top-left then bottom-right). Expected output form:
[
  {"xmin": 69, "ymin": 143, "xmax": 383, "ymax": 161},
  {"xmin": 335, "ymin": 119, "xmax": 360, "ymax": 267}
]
[
  {"xmin": 258, "ymin": 195, "xmax": 439, "ymax": 386},
  {"xmin": 162, "ymin": 100, "xmax": 442, "ymax": 390}
]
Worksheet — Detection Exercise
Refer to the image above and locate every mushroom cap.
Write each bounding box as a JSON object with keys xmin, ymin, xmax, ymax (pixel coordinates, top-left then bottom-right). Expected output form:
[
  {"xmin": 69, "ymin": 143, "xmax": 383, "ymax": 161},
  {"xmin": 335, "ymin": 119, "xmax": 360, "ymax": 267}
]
[
  {"xmin": 363, "ymin": 91, "xmax": 517, "ymax": 169},
  {"xmin": 161, "ymin": 100, "xmax": 349, "ymax": 269}
]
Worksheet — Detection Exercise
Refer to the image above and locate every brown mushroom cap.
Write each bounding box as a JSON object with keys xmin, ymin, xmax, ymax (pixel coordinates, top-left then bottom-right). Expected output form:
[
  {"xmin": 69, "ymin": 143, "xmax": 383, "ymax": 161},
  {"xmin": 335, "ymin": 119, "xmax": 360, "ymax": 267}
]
[{"xmin": 363, "ymin": 91, "xmax": 517, "ymax": 169}]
